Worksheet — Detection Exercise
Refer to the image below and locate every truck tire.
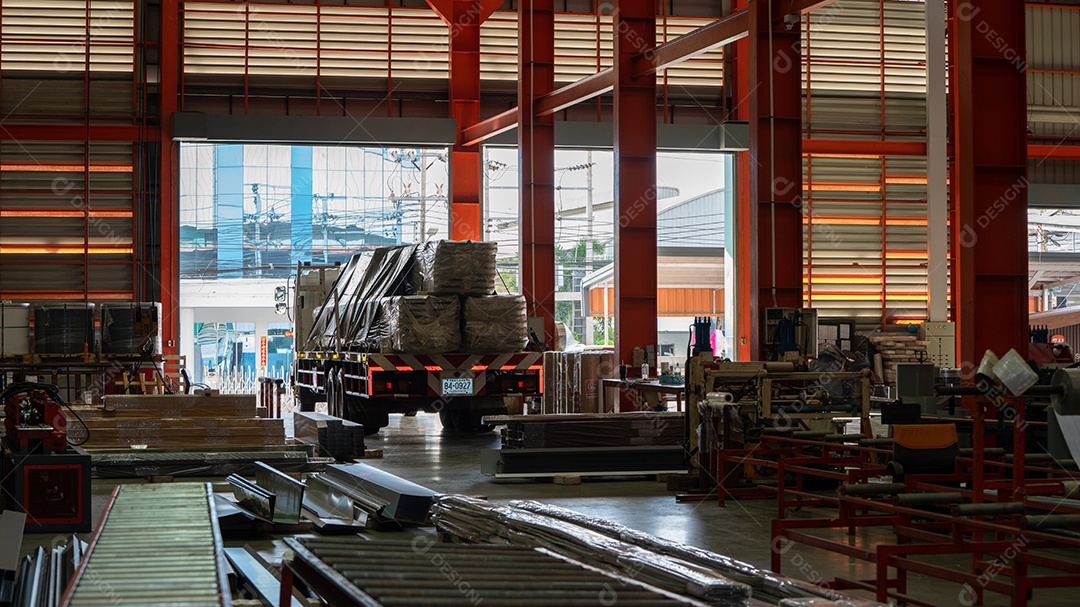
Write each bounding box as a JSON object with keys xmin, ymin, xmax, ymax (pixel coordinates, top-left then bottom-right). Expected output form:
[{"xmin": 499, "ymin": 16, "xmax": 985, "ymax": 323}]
[
  {"xmin": 343, "ymin": 395, "xmax": 389, "ymax": 435},
  {"xmin": 438, "ymin": 409, "xmax": 459, "ymax": 431},
  {"xmin": 296, "ymin": 386, "xmax": 321, "ymax": 412},
  {"xmin": 438, "ymin": 397, "xmax": 505, "ymax": 433},
  {"xmin": 325, "ymin": 369, "xmax": 342, "ymax": 418}
]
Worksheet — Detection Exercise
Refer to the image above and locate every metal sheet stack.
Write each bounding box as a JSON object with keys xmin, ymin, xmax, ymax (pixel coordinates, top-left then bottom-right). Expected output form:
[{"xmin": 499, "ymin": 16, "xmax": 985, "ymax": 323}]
[
  {"xmin": 304, "ymin": 462, "xmax": 438, "ymax": 526},
  {"xmin": 65, "ymin": 393, "xmax": 284, "ymax": 449},
  {"xmin": 10, "ymin": 536, "xmax": 86, "ymax": 607},
  {"xmin": 0, "ymin": 302, "xmax": 31, "ymax": 357},
  {"xmin": 496, "ymin": 412, "xmax": 685, "ymax": 449},
  {"xmin": 292, "ymin": 411, "xmax": 365, "ymax": 460},
  {"xmin": 543, "ymin": 350, "xmax": 615, "ymax": 413}
]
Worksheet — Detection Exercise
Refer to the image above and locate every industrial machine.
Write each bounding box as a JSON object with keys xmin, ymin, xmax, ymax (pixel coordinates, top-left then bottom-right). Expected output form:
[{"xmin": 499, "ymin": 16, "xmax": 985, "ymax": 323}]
[
  {"xmin": 3, "ymin": 383, "xmax": 68, "ymax": 453},
  {"xmin": 1, "ymin": 382, "xmax": 91, "ymax": 532},
  {"xmin": 760, "ymin": 307, "xmax": 818, "ymax": 362},
  {"xmin": 683, "ymin": 356, "xmax": 872, "ymax": 495}
]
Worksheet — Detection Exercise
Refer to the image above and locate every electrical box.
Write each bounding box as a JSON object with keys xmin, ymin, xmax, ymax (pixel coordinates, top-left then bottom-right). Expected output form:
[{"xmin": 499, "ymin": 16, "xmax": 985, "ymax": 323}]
[
  {"xmin": 761, "ymin": 308, "xmax": 818, "ymax": 361},
  {"xmin": 924, "ymin": 321, "xmax": 956, "ymax": 368}
]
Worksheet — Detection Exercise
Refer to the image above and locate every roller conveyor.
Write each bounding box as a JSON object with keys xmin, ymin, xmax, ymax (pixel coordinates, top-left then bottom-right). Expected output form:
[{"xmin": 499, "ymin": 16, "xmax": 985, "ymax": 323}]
[
  {"xmin": 281, "ymin": 537, "xmax": 709, "ymax": 607},
  {"xmin": 59, "ymin": 482, "xmax": 230, "ymax": 607}
]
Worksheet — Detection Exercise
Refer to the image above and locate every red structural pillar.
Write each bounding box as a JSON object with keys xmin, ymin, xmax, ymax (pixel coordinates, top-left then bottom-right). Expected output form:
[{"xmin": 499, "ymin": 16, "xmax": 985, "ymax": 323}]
[
  {"xmin": 747, "ymin": 0, "xmax": 804, "ymax": 360},
  {"xmin": 730, "ymin": 0, "xmax": 753, "ymax": 361},
  {"xmin": 948, "ymin": 1, "xmax": 1027, "ymax": 366},
  {"xmin": 613, "ymin": 0, "xmax": 658, "ymax": 374},
  {"xmin": 518, "ymin": 0, "xmax": 557, "ymax": 346},
  {"xmin": 159, "ymin": 0, "xmax": 179, "ymax": 354},
  {"xmin": 446, "ymin": 0, "xmax": 484, "ymax": 241}
]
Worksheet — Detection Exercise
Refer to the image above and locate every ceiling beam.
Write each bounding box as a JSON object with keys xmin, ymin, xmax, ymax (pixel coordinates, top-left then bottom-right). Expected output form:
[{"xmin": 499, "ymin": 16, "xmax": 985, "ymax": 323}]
[
  {"xmin": 632, "ymin": 11, "xmax": 748, "ymax": 76},
  {"xmin": 0, "ymin": 125, "xmax": 159, "ymax": 142},
  {"xmin": 463, "ymin": 1, "xmax": 839, "ymax": 147}
]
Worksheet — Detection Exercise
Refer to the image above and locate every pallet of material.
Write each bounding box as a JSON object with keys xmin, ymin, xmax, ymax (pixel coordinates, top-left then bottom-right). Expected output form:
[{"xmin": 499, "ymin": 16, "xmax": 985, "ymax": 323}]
[
  {"xmin": 489, "ymin": 412, "xmax": 685, "ymax": 449},
  {"xmin": 66, "ymin": 417, "xmax": 285, "ymax": 448},
  {"xmin": 293, "ymin": 411, "xmax": 365, "ymax": 461},
  {"xmin": 101, "ymin": 393, "xmax": 256, "ymax": 417},
  {"xmin": 866, "ymin": 334, "xmax": 928, "ymax": 387},
  {"xmin": 65, "ymin": 393, "xmax": 283, "ymax": 449}
]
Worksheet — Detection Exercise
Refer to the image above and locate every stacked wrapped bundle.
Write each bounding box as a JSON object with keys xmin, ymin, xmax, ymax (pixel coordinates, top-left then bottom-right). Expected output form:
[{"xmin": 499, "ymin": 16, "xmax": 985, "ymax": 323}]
[
  {"xmin": 866, "ymin": 334, "xmax": 928, "ymax": 386},
  {"xmin": 462, "ymin": 295, "xmax": 528, "ymax": 352},
  {"xmin": 419, "ymin": 239, "xmax": 497, "ymax": 295},
  {"xmin": 378, "ymin": 295, "xmax": 460, "ymax": 354}
]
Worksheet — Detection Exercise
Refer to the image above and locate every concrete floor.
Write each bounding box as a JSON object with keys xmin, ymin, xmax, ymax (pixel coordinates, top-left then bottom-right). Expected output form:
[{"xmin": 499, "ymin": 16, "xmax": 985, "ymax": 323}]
[{"xmin": 14, "ymin": 411, "xmax": 1078, "ymax": 606}]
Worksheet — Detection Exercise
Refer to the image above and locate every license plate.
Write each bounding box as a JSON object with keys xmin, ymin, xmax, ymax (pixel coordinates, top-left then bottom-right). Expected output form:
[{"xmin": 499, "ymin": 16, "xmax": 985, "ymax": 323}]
[{"xmin": 441, "ymin": 378, "xmax": 474, "ymax": 396}]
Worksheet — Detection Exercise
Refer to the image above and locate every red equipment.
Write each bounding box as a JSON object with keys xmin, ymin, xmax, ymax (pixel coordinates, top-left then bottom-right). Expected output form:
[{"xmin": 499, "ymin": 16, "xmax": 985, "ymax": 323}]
[{"xmin": 3, "ymin": 384, "xmax": 68, "ymax": 453}]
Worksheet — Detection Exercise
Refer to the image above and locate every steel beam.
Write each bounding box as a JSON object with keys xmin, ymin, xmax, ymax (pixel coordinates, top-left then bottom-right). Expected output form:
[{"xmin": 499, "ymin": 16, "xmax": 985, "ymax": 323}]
[
  {"xmin": 613, "ymin": 0, "xmax": 658, "ymax": 375},
  {"xmin": 801, "ymin": 139, "xmax": 928, "ymax": 157},
  {"xmin": 463, "ymin": 72, "xmax": 616, "ymax": 147},
  {"xmin": 634, "ymin": 11, "xmax": 749, "ymax": 76},
  {"xmin": 0, "ymin": 125, "xmax": 159, "ymax": 142},
  {"xmin": 518, "ymin": 0, "xmax": 557, "ymax": 347},
  {"xmin": 748, "ymin": 0, "xmax": 804, "ymax": 360},
  {"xmin": 440, "ymin": 0, "xmax": 486, "ymax": 241},
  {"xmin": 464, "ymin": 3, "xmax": 841, "ymax": 148},
  {"xmin": 949, "ymin": 0, "xmax": 1028, "ymax": 368},
  {"xmin": 536, "ymin": 70, "xmax": 615, "ymax": 117},
  {"xmin": 160, "ymin": 0, "xmax": 179, "ymax": 355},
  {"xmin": 1030, "ymin": 144, "xmax": 1080, "ymax": 162}
]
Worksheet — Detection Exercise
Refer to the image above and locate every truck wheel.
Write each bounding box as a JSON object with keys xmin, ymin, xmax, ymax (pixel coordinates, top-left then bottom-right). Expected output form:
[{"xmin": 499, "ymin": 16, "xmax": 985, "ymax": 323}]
[
  {"xmin": 343, "ymin": 395, "xmax": 389, "ymax": 435},
  {"xmin": 296, "ymin": 386, "xmax": 321, "ymax": 412},
  {"xmin": 326, "ymin": 370, "xmax": 342, "ymax": 418},
  {"xmin": 439, "ymin": 397, "xmax": 504, "ymax": 433},
  {"xmin": 438, "ymin": 409, "xmax": 459, "ymax": 431}
]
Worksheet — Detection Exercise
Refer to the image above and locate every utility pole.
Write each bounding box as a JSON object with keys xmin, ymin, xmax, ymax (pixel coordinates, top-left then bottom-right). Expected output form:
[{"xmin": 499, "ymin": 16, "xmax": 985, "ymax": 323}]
[
  {"xmin": 585, "ymin": 151, "xmax": 595, "ymax": 344},
  {"xmin": 419, "ymin": 150, "xmax": 427, "ymax": 242}
]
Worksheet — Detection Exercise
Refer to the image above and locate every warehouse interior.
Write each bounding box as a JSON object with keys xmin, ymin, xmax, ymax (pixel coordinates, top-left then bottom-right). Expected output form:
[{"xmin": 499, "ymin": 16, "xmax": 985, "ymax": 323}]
[{"xmin": 3, "ymin": 0, "xmax": 1080, "ymax": 606}]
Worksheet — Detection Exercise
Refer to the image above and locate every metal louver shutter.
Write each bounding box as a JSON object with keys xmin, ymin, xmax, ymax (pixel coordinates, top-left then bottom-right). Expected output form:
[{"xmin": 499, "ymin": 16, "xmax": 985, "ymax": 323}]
[
  {"xmin": 803, "ymin": 0, "xmax": 931, "ymax": 329},
  {"xmin": 182, "ymin": 5, "xmax": 723, "ymax": 91}
]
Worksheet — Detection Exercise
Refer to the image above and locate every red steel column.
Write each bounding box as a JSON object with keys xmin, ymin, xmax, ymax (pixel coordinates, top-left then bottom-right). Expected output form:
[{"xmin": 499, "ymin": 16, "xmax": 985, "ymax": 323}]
[
  {"xmin": 613, "ymin": 0, "xmax": 658, "ymax": 374},
  {"xmin": 159, "ymin": 0, "xmax": 179, "ymax": 354},
  {"xmin": 748, "ymin": 0, "xmax": 804, "ymax": 360},
  {"xmin": 518, "ymin": 0, "xmax": 556, "ymax": 346},
  {"xmin": 948, "ymin": 0, "xmax": 1027, "ymax": 366},
  {"xmin": 448, "ymin": 0, "xmax": 482, "ymax": 241},
  {"xmin": 731, "ymin": 0, "xmax": 753, "ymax": 361}
]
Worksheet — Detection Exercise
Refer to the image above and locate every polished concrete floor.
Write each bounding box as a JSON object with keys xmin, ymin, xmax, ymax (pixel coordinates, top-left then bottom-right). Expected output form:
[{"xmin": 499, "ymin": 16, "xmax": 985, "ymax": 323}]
[{"xmin": 14, "ymin": 411, "xmax": 1078, "ymax": 606}]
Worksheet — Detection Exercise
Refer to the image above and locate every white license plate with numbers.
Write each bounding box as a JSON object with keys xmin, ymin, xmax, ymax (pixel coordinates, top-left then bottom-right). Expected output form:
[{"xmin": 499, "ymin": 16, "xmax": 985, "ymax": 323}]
[{"xmin": 441, "ymin": 378, "xmax": 474, "ymax": 396}]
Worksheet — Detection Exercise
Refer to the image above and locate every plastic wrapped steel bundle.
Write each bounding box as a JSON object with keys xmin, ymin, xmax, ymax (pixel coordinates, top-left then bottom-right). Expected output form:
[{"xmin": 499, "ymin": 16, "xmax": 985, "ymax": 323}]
[
  {"xmin": 432, "ymin": 495, "xmax": 752, "ymax": 606},
  {"xmin": 462, "ymin": 294, "xmax": 527, "ymax": 352},
  {"xmin": 378, "ymin": 295, "xmax": 460, "ymax": 354},
  {"xmin": 100, "ymin": 302, "xmax": 161, "ymax": 355},
  {"xmin": 0, "ymin": 302, "xmax": 31, "ymax": 356},
  {"xmin": 33, "ymin": 303, "xmax": 95, "ymax": 355},
  {"xmin": 419, "ymin": 239, "xmax": 498, "ymax": 295}
]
